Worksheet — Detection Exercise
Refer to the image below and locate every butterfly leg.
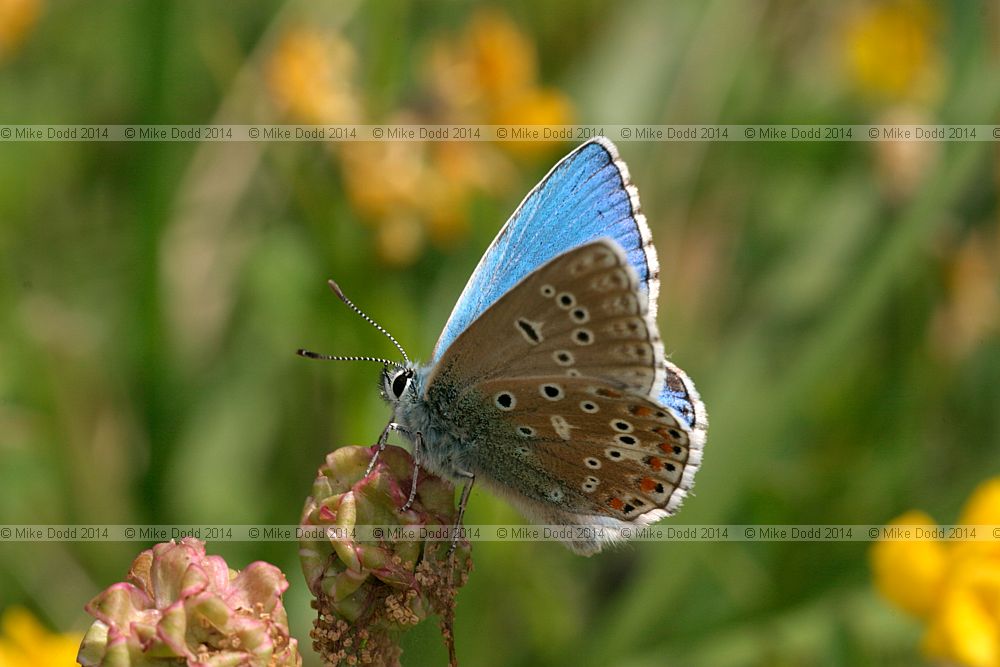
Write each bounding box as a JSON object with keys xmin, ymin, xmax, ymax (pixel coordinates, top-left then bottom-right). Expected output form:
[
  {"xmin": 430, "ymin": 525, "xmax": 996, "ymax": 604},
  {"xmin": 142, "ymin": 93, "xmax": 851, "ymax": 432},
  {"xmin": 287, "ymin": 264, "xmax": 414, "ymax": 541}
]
[
  {"xmin": 448, "ymin": 470, "xmax": 475, "ymax": 556},
  {"xmin": 401, "ymin": 431, "xmax": 423, "ymax": 511},
  {"xmin": 365, "ymin": 421, "xmax": 407, "ymax": 476}
]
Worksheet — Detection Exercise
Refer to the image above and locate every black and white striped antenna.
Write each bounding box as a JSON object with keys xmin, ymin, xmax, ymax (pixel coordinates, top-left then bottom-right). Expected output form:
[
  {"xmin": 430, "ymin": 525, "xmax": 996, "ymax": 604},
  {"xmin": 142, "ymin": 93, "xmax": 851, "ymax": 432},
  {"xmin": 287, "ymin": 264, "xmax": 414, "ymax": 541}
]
[{"xmin": 296, "ymin": 280, "xmax": 410, "ymax": 368}]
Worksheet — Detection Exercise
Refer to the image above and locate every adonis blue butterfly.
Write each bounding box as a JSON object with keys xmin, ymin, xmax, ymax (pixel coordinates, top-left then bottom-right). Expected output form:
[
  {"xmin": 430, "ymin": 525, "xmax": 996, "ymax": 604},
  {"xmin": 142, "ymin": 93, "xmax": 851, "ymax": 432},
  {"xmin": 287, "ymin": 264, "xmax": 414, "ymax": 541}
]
[{"xmin": 301, "ymin": 138, "xmax": 707, "ymax": 554}]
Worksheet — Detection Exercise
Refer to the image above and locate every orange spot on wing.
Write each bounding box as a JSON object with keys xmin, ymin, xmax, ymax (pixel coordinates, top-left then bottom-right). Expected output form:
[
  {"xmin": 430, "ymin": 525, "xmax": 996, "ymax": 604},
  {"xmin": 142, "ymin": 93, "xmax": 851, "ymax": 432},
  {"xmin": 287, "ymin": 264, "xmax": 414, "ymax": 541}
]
[
  {"xmin": 647, "ymin": 456, "xmax": 663, "ymax": 471},
  {"xmin": 658, "ymin": 442, "xmax": 673, "ymax": 454},
  {"xmin": 608, "ymin": 497, "xmax": 624, "ymax": 511},
  {"xmin": 640, "ymin": 477, "xmax": 657, "ymax": 493},
  {"xmin": 631, "ymin": 405, "xmax": 653, "ymax": 417},
  {"xmin": 597, "ymin": 388, "xmax": 623, "ymax": 399}
]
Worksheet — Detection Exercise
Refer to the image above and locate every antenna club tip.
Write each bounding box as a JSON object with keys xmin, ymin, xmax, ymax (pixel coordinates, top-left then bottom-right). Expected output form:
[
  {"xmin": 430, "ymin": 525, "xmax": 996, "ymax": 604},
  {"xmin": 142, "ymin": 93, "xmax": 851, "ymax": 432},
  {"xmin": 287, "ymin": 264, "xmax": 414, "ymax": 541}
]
[{"xmin": 327, "ymin": 280, "xmax": 347, "ymax": 301}]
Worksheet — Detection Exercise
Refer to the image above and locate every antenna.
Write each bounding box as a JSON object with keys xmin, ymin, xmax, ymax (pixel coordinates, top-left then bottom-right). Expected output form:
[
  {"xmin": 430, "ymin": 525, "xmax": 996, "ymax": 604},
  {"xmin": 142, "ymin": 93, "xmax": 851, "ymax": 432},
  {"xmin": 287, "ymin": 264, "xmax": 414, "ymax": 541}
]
[
  {"xmin": 327, "ymin": 280, "xmax": 410, "ymax": 364},
  {"xmin": 296, "ymin": 349, "xmax": 401, "ymax": 368}
]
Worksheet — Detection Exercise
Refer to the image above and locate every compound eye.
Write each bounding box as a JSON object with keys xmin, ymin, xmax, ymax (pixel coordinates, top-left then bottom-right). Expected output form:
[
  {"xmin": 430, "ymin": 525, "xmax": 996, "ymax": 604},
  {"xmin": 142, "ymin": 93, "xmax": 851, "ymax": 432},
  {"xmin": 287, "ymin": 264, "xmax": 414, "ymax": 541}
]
[{"xmin": 391, "ymin": 371, "xmax": 410, "ymax": 398}]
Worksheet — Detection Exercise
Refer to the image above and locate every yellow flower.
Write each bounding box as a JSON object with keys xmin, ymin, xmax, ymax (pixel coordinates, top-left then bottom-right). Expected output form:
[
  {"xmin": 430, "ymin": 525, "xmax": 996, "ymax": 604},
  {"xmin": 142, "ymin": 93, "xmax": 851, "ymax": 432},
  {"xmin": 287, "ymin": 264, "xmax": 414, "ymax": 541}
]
[
  {"xmin": 267, "ymin": 10, "xmax": 573, "ymax": 266},
  {"xmin": 843, "ymin": 0, "xmax": 943, "ymax": 103},
  {"xmin": 265, "ymin": 26, "xmax": 360, "ymax": 124},
  {"xmin": 872, "ymin": 477, "xmax": 1000, "ymax": 666},
  {"xmin": 871, "ymin": 510, "xmax": 947, "ymax": 617},
  {"xmin": 337, "ymin": 120, "xmax": 511, "ymax": 265},
  {"xmin": 0, "ymin": 607, "xmax": 82, "ymax": 667},
  {"xmin": 960, "ymin": 479, "xmax": 1000, "ymax": 526},
  {"xmin": 924, "ymin": 559, "xmax": 1000, "ymax": 666},
  {"xmin": 340, "ymin": 137, "xmax": 427, "ymax": 221},
  {"xmin": 425, "ymin": 9, "xmax": 574, "ymax": 156},
  {"xmin": 466, "ymin": 9, "xmax": 537, "ymax": 101},
  {"xmin": 0, "ymin": 0, "xmax": 40, "ymax": 59},
  {"xmin": 493, "ymin": 88, "xmax": 576, "ymax": 158}
]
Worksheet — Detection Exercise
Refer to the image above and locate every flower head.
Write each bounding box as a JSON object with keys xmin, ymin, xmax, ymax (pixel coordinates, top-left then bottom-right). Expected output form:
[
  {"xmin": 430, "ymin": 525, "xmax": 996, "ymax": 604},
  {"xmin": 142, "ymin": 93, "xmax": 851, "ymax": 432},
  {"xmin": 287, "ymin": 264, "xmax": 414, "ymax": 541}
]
[
  {"xmin": 265, "ymin": 10, "xmax": 572, "ymax": 266},
  {"xmin": 0, "ymin": 0, "xmax": 40, "ymax": 59},
  {"xmin": 78, "ymin": 538, "xmax": 301, "ymax": 666},
  {"xmin": 0, "ymin": 606, "xmax": 81, "ymax": 667},
  {"xmin": 300, "ymin": 444, "xmax": 471, "ymax": 667},
  {"xmin": 872, "ymin": 477, "xmax": 1000, "ymax": 666},
  {"xmin": 426, "ymin": 9, "xmax": 574, "ymax": 157},
  {"xmin": 843, "ymin": 0, "xmax": 943, "ymax": 103},
  {"xmin": 265, "ymin": 26, "xmax": 360, "ymax": 124}
]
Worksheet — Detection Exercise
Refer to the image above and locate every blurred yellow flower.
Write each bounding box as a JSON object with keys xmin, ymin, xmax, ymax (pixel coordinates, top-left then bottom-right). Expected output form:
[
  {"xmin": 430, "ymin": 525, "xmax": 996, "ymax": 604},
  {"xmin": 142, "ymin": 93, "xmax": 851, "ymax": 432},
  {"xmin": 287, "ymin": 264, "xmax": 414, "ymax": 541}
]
[
  {"xmin": 340, "ymin": 137, "xmax": 427, "ymax": 221},
  {"xmin": 265, "ymin": 26, "xmax": 360, "ymax": 124},
  {"xmin": 339, "ymin": 138, "xmax": 508, "ymax": 264},
  {"xmin": 871, "ymin": 510, "xmax": 947, "ymax": 617},
  {"xmin": 265, "ymin": 10, "xmax": 572, "ymax": 266},
  {"xmin": 467, "ymin": 9, "xmax": 536, "ymax": 99},
  {"xmin": 843, "ymin": 0, "xmax": 943, "ymax": 103},
  {"xmin": 426, "ymin": 9, "xmax": 574, "ymax": 157},
  {"xmin": 872, "ymin": 478, "xmax": 1000, "ymax": 666},
  {"xmin": 0, "ymin": 607, "xmax": 81, "ymax": 667},
  {"xmin": 0, "ymin": 0, "xmax": 40, "ymax": 59}
]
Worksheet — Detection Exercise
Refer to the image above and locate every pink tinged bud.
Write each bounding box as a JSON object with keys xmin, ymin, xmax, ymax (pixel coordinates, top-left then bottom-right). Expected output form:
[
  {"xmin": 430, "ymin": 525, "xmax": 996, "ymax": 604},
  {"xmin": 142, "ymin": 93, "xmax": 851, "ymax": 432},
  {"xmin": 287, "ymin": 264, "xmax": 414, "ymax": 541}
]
[
  {"xmin": 84, "ymin": 583, "xmax": 154, "ymax": 629},
  {"xmin": 79, "ymin": 539, "xmax": 301, "ymax": 666}
]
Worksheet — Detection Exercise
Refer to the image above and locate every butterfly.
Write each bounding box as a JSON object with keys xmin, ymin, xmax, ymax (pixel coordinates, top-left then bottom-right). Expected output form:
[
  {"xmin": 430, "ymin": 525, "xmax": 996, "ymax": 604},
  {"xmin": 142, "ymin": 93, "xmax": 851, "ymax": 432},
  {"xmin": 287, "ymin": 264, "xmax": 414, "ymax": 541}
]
[{"xmin": 301, "ymin": 137, "xmax": 707, "ymax": 555}]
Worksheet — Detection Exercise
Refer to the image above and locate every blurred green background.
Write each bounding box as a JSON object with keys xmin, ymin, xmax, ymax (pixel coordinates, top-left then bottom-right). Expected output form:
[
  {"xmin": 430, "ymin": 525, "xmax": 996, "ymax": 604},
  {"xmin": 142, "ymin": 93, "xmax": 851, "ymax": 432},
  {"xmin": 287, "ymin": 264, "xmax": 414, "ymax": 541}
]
[{"xmin": 1, "ymin": 1, "xmax": 999, "ymax": 665}]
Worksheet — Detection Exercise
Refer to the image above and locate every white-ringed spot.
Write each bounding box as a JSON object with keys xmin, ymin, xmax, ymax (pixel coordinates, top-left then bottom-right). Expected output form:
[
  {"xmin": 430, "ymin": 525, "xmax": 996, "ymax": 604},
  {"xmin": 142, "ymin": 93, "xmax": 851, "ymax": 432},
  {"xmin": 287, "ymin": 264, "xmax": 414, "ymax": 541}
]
[
  {"xmin": 557, "ymin": 292, "xmax": 576, "ymax": 309},
  {"xmin": 566, "ymin": 369, "xmax": 581, "ymax": 377},
  {"xmin": 550, "ymin": 415, "xmax": 573, "ymax": 440},
  {"xmin": 581, "ymin": 480, "xmax": 597, "ymax": 493},
  {"xmin": 517, "ymin": 425, "xmax": 535, "ymax": 437},
  {"xmin": 605, "ymin": 448, "xmax": 624, "ymax": 460},
  {"xmin": 548, "ymin": 487, "xmax": 565, "ymax": 502},
  {"xmin": 611, "ymin": 419, "xmax": 633, "ymax": 433},
  {"xmin": 586, "ymin": 475, "xmax": 600, "ymax": 485},
  {"xmin": 515, "ymin": 445, "xmax": 530, "ymax": 456},
  {"xmin": 540, "ymin": 284, "xmax": 556, "ymax": 298},
  {"xmin": 540, "ymin": 383, "xmax": 564, "ymax": 401},
  {"xmin": 515, "ymin": 318, "xmax": 543, "ymax": 344},
  {"xmin": 579, "ymin": 400, "xmax": 599, "ymax": 413},
  {"xmin": 573, "ymin": 328, "xmax": 594, "ymax": 346},
  {"xmin": 585, "ymin": 457, "xmax": 602, "ymax": 469},
  {"xmin": 553, "ymin": 350, "xmax": 574, "ymax": 366},
  {"xmin": 494, "ymin": 391, "xmax": 516, "ymax": 411},
  {"xmin": 570, "ymin": 307, "xmax": 589, "ymax": 323},
  {"xmin": 616, "ymin": 434, "xmax": 638, "ymax": 446}
]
